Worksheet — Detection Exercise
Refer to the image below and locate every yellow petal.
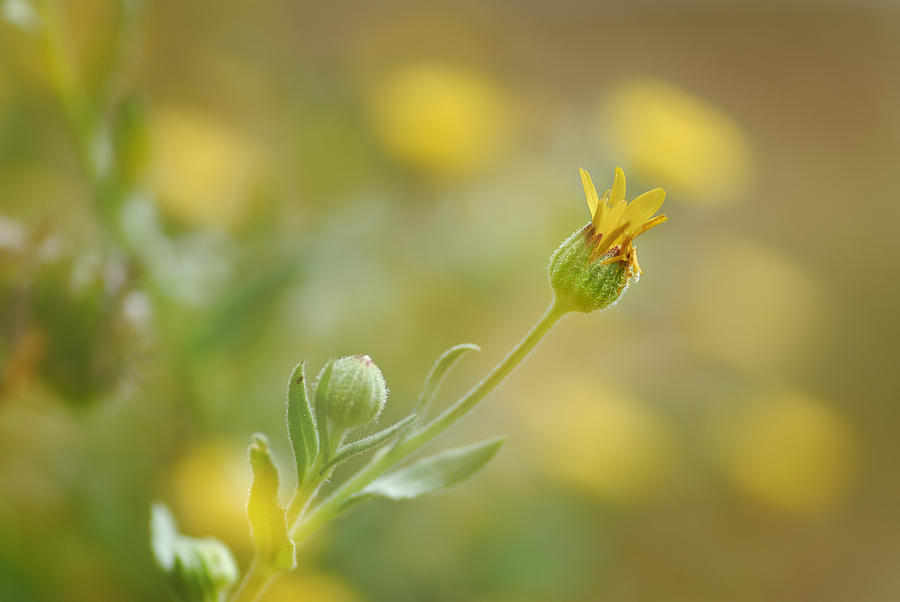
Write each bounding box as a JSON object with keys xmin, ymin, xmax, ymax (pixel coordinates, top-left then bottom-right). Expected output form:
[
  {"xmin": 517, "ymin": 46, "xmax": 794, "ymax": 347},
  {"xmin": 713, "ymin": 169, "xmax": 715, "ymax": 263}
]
[
  {"xmin": 633, "ymin": 214, "xmax": 668, "ymax": 238},
  {"xmin": 623, "ymin": 187, "xmax": 666, "ymax": 229},
  {"xmin": 580, "ymin": 168, "xmax": 600, "ymax": 218},
  {"xmin": 603, "ymin": 194, "xmax": 629, "ymax": 231},
  {"xmin": 610, "ymin": 167, "xmax": 627, "ymax": 204},
  {"xmin": 593, "ymin": 222, "xmax": 631, "ymax": 257}
]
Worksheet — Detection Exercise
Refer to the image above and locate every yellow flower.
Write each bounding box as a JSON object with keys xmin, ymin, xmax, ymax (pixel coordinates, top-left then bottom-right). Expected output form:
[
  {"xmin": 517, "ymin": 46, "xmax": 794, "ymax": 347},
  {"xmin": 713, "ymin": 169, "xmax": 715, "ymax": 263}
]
[
  {"xmin": 598, "ymin": 78, "xmax": 752, "ymax": 205},
  {"xmin": 716, "ymin": 391, "xmax": 857, "ymax": 514},
  {"xmin": 520, "ymin": 382, "xmax": 674, "ymax": 502},
  {"xmin": 548, "ymin": 167, "xmax": 668, "ymax": 313},
  {"xmin": 369, "ymin": 62, "xmax": 508, "ymax": 178},
  {"xmin": 579, "ymin": 167, "xmax": 667, "ymax": 276},
  {"xmin": 168, "ymin": 439, "xmax": 250, "ymax": 551},
  {"xmin": 149, "ymin": 107, "xmax": 260, "ymax": 229},
  {"xmin": 683, "ymin": 237, "xmax": 823, "ymax": 369}
]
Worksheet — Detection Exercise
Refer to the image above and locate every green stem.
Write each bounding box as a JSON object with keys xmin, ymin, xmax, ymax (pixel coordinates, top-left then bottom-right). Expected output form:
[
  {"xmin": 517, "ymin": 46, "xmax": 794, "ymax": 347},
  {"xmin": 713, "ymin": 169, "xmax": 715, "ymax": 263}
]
[
  {"xmin": 290, "ymin": 296, "xmax": 569, "ymax": 544},
  {"xmin": 229, "ymin": 559, "xmax": 277, "ymax": 602},
  {"xmin": 41, "ymin": 0, "xmax": 93, "ymax": 150},
  {"xmin": 284, "ymin": 473, "xmax": 327, "ymax": 526},
  {"xmin": 40, "ymin": 0, "xmax": 128, "ymax": 248}
]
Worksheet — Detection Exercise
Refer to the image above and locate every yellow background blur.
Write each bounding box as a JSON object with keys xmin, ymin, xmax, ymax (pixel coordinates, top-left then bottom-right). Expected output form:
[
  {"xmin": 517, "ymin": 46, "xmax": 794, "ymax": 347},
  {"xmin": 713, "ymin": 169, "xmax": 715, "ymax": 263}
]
[{"xmin": 1, "ymin": 1, "xmax": 899, "ymax": 600}]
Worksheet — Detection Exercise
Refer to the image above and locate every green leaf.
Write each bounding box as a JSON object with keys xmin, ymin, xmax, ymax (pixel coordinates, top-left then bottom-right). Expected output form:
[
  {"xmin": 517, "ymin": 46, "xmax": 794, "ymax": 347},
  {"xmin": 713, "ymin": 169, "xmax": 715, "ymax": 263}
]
[
  {"xmin": 286, "ymin": 362, "xmax": 318, "ymax": 485},
  {"xmin": 323, "ymin": 413, "xmax": 418, "ymax": 471},
  {"xmin": 414, "ymin": 343, "xmax": 480, "ymax": 420},
  {"xmin": 312, "ymin": 359, "xmax": 335, "ymax": 458},
  {"xmin": 150, "ymin": 503, "xmax": 239, "ymax": 602},
  {"xmin": 356, "ymin": 437, "xmax": 504, "ymax": 503},
  {"xmin": 247, "ymin": 434, "xmax": 295, "ymax": 570}
]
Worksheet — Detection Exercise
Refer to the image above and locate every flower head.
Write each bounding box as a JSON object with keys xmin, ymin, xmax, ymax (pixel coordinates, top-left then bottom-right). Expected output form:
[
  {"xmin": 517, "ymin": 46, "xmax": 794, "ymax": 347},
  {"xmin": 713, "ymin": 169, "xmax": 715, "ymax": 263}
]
[
  {"xmin": 580, "ymin": 167, "xmax": 667, "ymax": 276},
  {"xmin": 548, "ymin": 168, "xmax": 667, "ymax": 313}
]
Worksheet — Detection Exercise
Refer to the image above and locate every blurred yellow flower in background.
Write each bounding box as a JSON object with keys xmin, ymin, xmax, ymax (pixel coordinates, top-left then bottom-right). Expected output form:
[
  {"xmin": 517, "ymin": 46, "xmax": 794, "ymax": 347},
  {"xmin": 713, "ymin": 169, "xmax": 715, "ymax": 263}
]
[
  {"xmin": 266, "ymin": 571, "xmax": 363, "ymax": 602},
  {"xmin": 716, "ymin": 391, "xmax": 857, "ymax": 514},
  {"xmin": 149, "ymin": 107, "xmax": 260, "ymax": 228},
  {"xmin": 168, "ymin": 438, "xmax": 251, "ymax": 551},
  {"xmin": 682, "ymin": 237, "xmax": 823, "ymax": 371},
  {"xmin": 369, "ymin": 62, "xmax": 509, "ymax": 178},
  {"xmin": 522, "ymin": 383, "xmax": 674, "ymax": 502},
  {"xmin": 597, "ymin": 78, "xmax": 752, "ymax": 204}
]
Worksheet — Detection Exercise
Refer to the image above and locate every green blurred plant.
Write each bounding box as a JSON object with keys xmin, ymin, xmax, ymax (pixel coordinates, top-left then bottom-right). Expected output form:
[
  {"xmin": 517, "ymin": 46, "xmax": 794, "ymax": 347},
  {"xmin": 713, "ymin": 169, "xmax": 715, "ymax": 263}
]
[
  {"xmin": 1, "ymin": 0, "xmax": 303, "ymax": 409},
  {"xmin": 0, "ymin": 0, "xmax": 153, "ymax": 406},
  {"xmin": 0, "ymin": 225, "xmax": 148, "ymax": 404}
]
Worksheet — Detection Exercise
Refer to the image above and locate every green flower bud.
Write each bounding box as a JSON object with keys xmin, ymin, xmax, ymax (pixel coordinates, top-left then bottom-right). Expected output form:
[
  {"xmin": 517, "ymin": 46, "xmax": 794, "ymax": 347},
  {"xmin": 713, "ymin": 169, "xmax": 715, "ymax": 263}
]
[
  {"xmin": 168, "ymin": 538, "xmax": 239, "ymax": 602},
  {"xmin": 314, "ymin": 355, "xmax": 388, "ymax": 452},
  {"xmin": 549, "ymin": 223, "xmax": 631, "ymax": 313},
  {"xmin": 151, "ymin": 503, "xmax": 239, "ymax": 602}
]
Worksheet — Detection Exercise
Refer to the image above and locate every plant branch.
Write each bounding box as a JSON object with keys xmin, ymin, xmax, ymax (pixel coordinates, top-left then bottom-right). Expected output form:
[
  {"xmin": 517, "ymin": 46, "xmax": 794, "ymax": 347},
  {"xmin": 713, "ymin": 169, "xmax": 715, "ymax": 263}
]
[{"xmin": 289, "ymin": 296, "xmax": 569, "ymax": 544}]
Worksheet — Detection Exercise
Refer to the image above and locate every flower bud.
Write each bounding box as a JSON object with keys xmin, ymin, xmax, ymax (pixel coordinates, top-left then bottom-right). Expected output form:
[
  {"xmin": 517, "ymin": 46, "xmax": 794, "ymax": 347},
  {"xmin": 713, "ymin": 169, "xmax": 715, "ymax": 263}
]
[
  {"xmin": 315, "ymin": 355, "xmax": 388, "ymax": 446},
  {"xmin": 151, "ymin": 503, "xmax": 239, "ymax": 602}
]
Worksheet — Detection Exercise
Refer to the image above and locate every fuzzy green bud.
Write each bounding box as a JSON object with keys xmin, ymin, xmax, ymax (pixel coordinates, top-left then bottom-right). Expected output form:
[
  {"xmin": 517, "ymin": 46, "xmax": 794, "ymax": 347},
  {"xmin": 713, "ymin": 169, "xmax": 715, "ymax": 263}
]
[
  {"xmin": 548, "ymin": 223, "xmax": 632, "ymax": 313},
  {"xmin": 314, "ymin": 355, "xmax": 388, "ymax": 452},
  {"xmin": 150, "ymin": 503, "xmax": 239, "ymax": 602}
]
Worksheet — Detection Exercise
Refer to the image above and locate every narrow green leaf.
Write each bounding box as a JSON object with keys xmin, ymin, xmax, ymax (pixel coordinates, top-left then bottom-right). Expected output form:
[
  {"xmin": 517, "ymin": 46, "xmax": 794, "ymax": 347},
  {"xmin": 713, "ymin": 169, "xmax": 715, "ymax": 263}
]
[
  {"xmin": 415, "ymin": 343, "xmax": 481, "ymax": 419},
  {"xmin": 247, "ymin": 434, "xmax": 295, "ymax": 570},
  {"xmin": 150, "ymin": 503, "xmax": 239, "ymax": 602},
  {"xmin": 357, "ymin": 437, "xmax": 504, "ymax": 503},
  {"xmin": 286, "ymin": 362, "xmax": 318, "ymax": 485},
  {"xmin": 313, "ymin": 359, "xmax": 334, "ymax": 459},
  {"xmin": 323, "ymin": 413, "xmax": 418, "ymax": 471}
]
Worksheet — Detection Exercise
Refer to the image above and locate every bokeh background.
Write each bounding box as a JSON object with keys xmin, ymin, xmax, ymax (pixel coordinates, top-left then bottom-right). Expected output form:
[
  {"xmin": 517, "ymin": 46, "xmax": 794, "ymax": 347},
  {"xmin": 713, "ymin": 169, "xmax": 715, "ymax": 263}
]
[{"xmin": 2, "ymin": 0, "xmax": 899, "ymax": 600}]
